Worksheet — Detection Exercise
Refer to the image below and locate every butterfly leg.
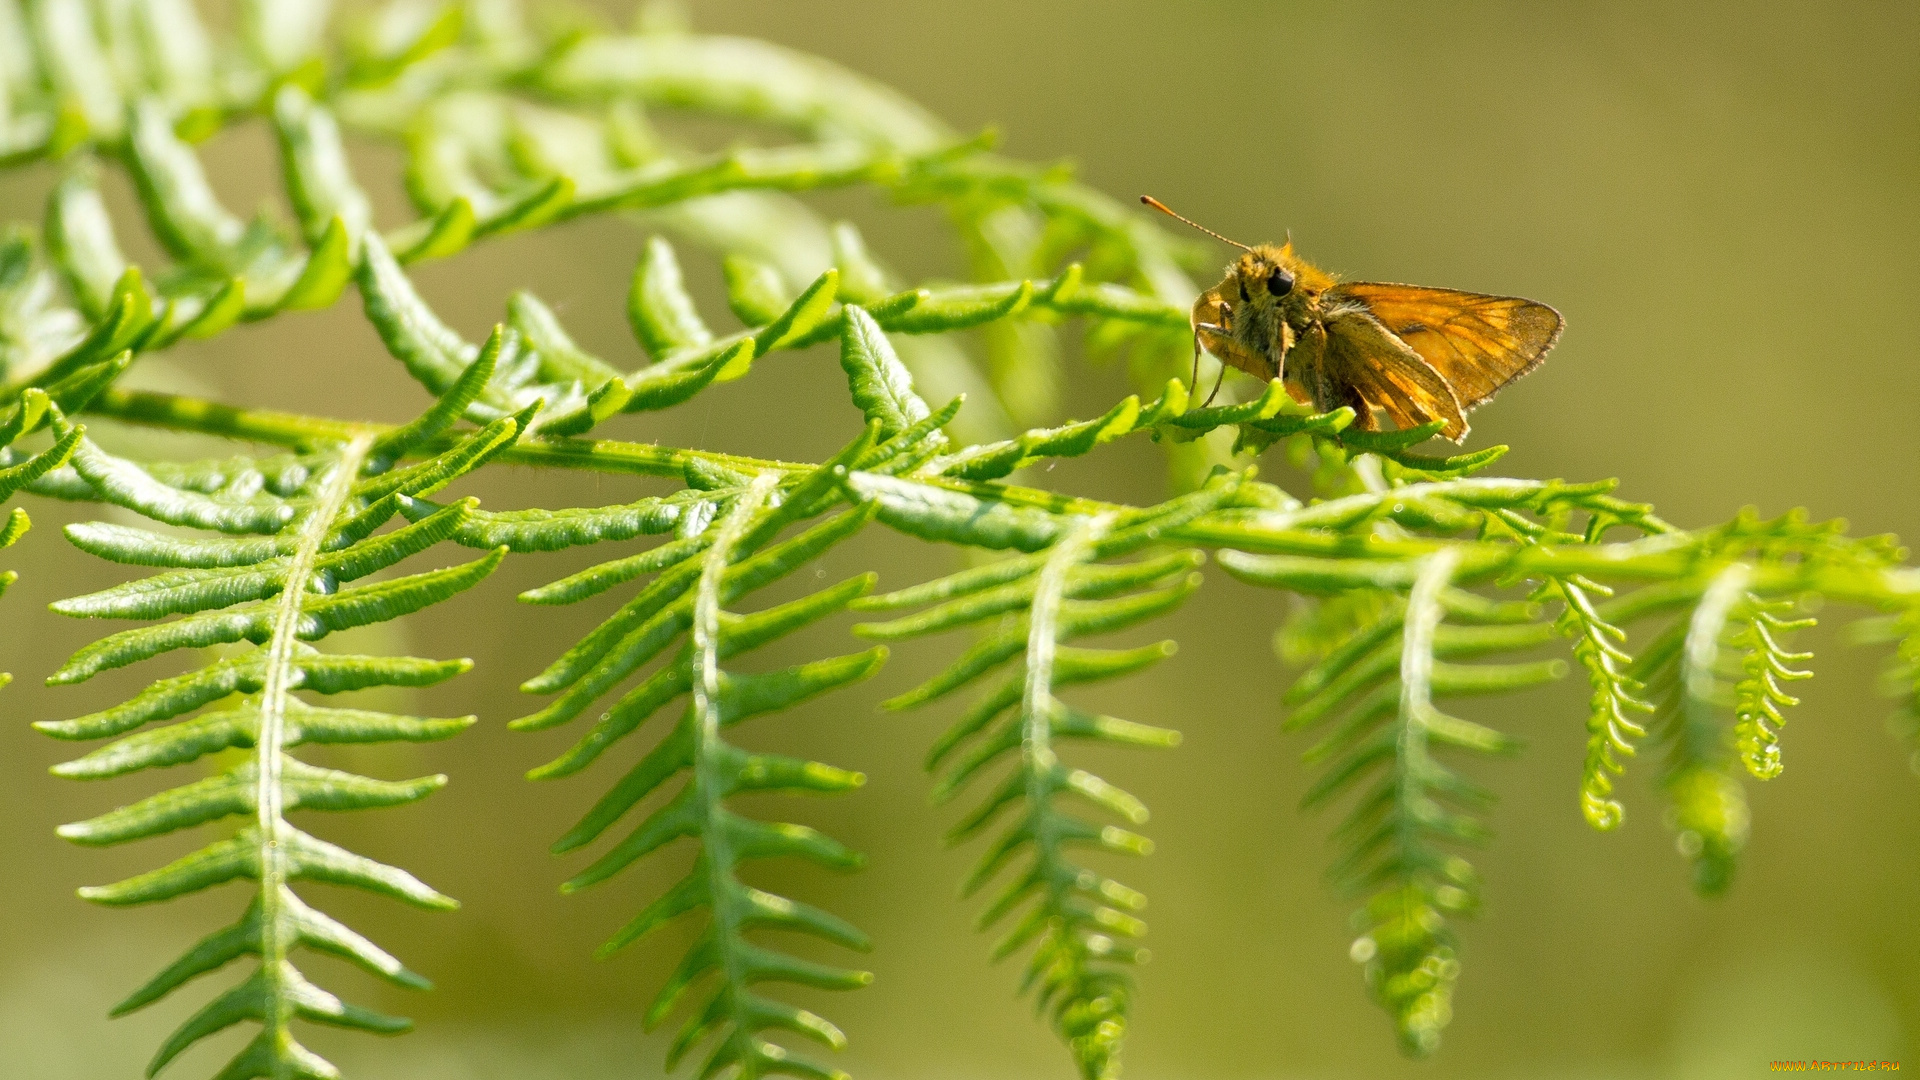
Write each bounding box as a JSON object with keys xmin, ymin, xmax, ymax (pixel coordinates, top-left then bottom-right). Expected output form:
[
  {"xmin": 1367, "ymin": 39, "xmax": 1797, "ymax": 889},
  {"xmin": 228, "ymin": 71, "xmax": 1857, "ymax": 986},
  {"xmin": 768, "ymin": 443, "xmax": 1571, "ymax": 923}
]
[
  {"xmin": 1202, "ymin": 361, "xmax": 1228, "ymax": 407},
  {"xmin": 1192, "ymin": 320, "xmax": 1230, "ymax": 406},
  {"xmin": 1305, "ymin": 359, "xmax": 1373, "ymax": 429},
  {"xmin": 1188, "ymin": 329, "xmax": 1202, "ymax": 398},
  {"xmin": 1341, "ymin": 383, "xmax": 1376, "ymax": 430}
]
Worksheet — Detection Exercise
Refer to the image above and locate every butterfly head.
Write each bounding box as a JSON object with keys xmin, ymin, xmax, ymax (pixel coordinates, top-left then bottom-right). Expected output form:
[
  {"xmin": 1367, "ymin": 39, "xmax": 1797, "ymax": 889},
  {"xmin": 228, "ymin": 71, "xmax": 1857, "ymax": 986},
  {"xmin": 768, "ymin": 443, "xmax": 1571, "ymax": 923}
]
[
  {"xmin": 1224, "ymin": 243, "xmax": 1335, "ymax": 327},
  {"xmin": 1232, "ymin": 242, "xmax": 1329, "ymax": 299}
]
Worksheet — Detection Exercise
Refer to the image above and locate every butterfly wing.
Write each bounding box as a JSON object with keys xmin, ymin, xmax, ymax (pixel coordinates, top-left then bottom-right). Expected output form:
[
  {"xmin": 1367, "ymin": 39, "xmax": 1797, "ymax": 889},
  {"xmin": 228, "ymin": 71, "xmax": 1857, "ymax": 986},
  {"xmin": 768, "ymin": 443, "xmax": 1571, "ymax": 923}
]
[
  {"xmin": 1333, "ymin": 283, "xmax": 1563, "ymax": 412},
  {"xmin": 1322, "ymin": 306, "xmax": 1468, "ymax": 441}
]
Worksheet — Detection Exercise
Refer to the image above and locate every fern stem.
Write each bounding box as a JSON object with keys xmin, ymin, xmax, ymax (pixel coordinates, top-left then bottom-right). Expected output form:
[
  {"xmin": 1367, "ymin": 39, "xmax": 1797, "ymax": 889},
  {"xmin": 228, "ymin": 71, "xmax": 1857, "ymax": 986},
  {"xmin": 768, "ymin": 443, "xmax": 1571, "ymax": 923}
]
[
  {"xmin": 1024, "ymin": 512, "xmax": 1126, "ymax": 1080},
  {"xmin": 692, "ymin": 471, "xmax": 780, "ymax": 1075},
  {"xmin": 80, "ymin": 387, "xmax": 1133, "ymax": 515},
  {"xmin": 62, "ymin": 388, "xmax": 1920, "ymax": 617},
  {"xmin": 256, "ymin": 433, "xmax": 374, "ymax": 1048},
  {"xmin": 86, "ymin": 386, "xmax": 799, "ymax": 477},
  {"xmin": 1664, "ymin": 563, "xmax": 1755, "ymax": 895},
  {"xmin": 80, "ymin": 388, "xmax": 1920, "ymax": 616},
  {"xmin": 1023, "ymin": 517, "xmax": 1111, "ymax": 775},
  {"xmin": 1394, "ymin": 550, "xmax": 1461, "ymax": 896},
  {"xmin": 1684, "ymin": 565, "xmax": 1753, "ymax": 730},
  {"xmin": 1022, "ymin": 514, "xmax": 1116, "ymax": 802},
  {"xmin": 1400, "ymin": 549, "xmax": 1461, "ymax": 800},
  {"xmin": 90, "ymin": 387, "xmax": 377, "ymax": 443},
  {"xmin": 1378, "ymin": 547, "xmax": 1465, "ymax": 1056}
]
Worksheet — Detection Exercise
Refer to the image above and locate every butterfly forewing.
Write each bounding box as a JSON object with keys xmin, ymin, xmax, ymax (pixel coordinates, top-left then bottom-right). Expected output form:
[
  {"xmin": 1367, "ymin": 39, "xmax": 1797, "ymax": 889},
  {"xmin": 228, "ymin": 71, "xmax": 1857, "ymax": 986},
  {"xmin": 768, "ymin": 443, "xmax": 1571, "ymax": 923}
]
[{"xmin": 1333, "ymin": 283, "xmax": 1564, "ymax": 411}]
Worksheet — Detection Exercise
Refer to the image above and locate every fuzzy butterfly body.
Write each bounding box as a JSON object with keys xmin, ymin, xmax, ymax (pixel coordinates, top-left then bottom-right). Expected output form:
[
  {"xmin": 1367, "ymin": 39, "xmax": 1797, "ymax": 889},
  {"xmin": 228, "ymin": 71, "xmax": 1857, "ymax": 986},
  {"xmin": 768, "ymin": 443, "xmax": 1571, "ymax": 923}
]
[{"xmin": 1144, "ymin": 197, "xmax": 1563, "ymax": 442}]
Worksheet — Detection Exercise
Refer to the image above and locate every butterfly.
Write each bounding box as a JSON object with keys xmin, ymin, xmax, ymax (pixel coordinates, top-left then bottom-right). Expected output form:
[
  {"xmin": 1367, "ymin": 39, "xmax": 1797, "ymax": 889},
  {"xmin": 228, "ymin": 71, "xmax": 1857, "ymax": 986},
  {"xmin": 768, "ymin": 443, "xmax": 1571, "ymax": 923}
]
[{"xmin": 1142, "ymin": 196, "xmax": 1563, "ymax": 443}]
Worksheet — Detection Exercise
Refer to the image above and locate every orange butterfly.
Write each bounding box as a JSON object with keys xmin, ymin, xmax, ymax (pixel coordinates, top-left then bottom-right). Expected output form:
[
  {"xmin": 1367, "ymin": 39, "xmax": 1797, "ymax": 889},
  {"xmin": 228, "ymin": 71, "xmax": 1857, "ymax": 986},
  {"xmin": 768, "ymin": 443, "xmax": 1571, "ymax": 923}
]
[{"xmin": 1142, "ymin": 196, "xmax": 1563, "ymax": 442}]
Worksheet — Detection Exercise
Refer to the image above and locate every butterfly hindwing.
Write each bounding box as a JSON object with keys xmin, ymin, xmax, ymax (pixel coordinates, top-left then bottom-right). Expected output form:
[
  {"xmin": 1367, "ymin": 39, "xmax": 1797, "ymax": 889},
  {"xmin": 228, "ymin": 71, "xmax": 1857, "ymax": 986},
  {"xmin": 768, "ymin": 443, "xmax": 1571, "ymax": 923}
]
[
  {"xmin": 1323, "ymin": 306, "xmax": 1467, "ymax": 440},
  {"xmin": 1333, "ymin": 282, "xmax": 1564, "ymax": 411}
]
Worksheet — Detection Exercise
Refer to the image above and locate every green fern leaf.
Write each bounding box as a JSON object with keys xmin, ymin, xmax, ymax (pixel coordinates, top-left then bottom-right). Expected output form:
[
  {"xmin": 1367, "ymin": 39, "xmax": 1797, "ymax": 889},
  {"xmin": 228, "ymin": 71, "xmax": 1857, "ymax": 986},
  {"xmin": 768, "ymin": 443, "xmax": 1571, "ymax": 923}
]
[
  {"xmin": 862, "ymin": 473, "xmax": 1238, "ymax": 1077},
  {"xmin": 41, "ymin": 373, "xmax": 518, "ymax": 1076},
  {"xmin": 517, "ymin": 458, "xmax": 884, "ymax": 1079}
]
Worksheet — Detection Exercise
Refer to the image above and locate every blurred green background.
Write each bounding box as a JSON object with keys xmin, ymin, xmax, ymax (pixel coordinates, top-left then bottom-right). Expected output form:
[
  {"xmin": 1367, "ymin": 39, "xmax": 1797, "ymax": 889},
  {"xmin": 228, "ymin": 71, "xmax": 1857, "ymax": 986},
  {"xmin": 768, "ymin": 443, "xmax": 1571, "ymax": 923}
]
[{"xmin": 3, "ymin": 1, "xmax": 1918, "ymax": 1077}]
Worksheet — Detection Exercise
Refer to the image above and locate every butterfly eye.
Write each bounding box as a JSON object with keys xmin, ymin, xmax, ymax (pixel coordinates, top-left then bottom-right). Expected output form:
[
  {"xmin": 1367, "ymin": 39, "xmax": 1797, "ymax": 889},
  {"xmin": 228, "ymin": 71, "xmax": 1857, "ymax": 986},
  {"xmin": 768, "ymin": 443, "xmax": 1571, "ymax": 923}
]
[{"xmin": 1267, "ymin": 268, "xmax": 1295, "ymax": 297}]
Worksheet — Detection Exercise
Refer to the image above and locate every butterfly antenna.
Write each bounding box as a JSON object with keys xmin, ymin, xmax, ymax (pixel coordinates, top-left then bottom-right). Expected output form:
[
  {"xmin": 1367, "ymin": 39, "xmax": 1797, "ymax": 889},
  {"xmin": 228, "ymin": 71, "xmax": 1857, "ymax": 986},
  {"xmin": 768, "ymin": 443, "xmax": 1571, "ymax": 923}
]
[{"xmin": 1140, "ymin": 195, "xmax": 1252, "ymax": 251}]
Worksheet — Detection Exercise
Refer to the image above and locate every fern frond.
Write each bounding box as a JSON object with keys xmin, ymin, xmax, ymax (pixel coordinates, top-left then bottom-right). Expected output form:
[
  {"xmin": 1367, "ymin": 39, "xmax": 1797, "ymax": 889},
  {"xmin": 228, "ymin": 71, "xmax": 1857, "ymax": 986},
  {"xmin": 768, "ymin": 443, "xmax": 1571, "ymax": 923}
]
[
  {"xmin": 1210, "ymin": 466, "xmax": 1746, "ymax": 1050},
  {"xmin": 1233, "ymin": 547, "xmax": 1551, "ymax": 1055},
  {"xmin": 518, "ymin": 462, "xmax": 881, "ymax": 1079},
  {"xmin": 1550, "ymin": 576, "xmax": 1655, "ymax": 830},
  {"xmin": 1640, "ymin": 565, "xmax": 1752, "ymax": 896},
  {"xmin": 1213, "ymin": 478, "xmax": 1903, "ymax": 1043},
  {"xmin": 1342, "ymin": 550, "xmax": 1499, "ymax": 1056},
  {"xmin": 40, "ymin": 377, "xmax": 516, "ymax": 1076},
  {"xmin": 1632, "ymin": 565, "xmax": 1813, "ymax": 892},
  {"xmin": 400, "ymin": 29, "xmax": 1214, "ymax": 430},
  {"xmin": 278, "ymin": 61, "xmax": 1350, "ymax": 468},
  {"xmin": 509, "ymin": 317, "xmax": 943, "ymax": 1077},
  {"xmin": 862, "ymin": 481, "xmax": 1215, "ymax": 1077},
  {"xmin": 1729, "ymin": 598, "xmax": 1814, "ymax": 780}
]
